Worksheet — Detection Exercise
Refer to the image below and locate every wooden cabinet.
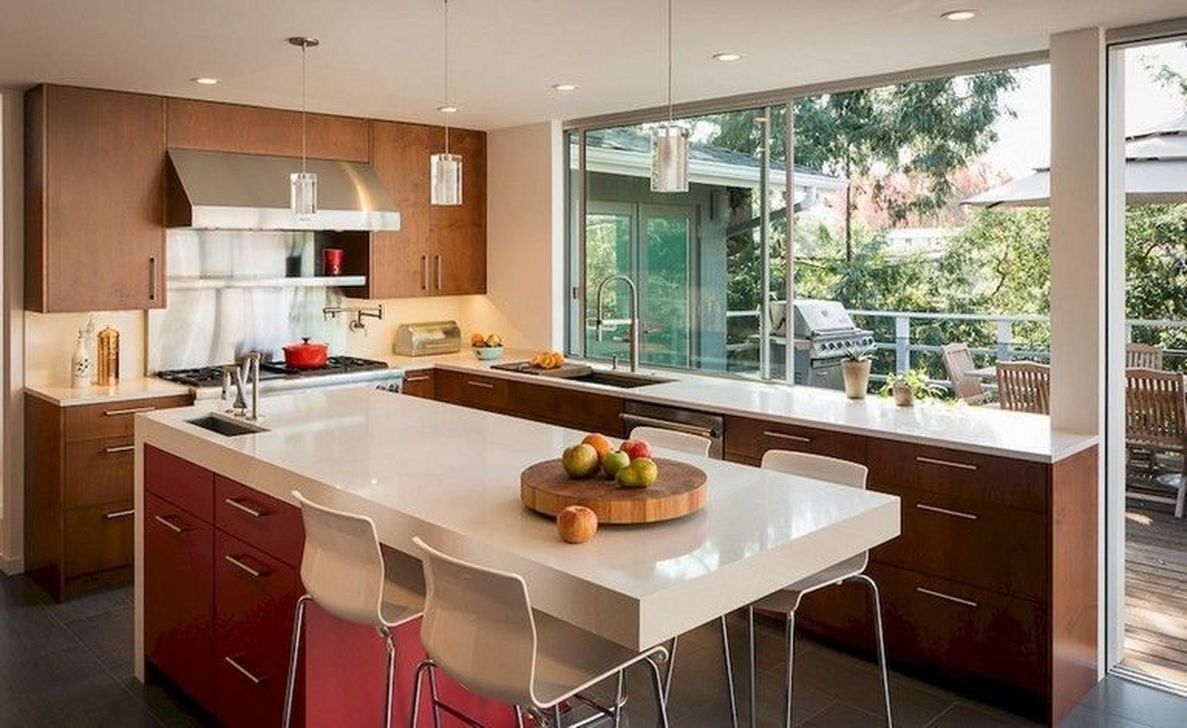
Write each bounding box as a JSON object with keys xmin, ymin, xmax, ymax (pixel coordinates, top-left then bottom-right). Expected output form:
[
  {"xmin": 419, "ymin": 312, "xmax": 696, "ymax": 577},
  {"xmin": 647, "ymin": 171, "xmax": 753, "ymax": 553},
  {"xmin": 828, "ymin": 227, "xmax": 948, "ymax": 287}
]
[
  {"xmin": 722, "ymin": 415, "xmax": 866, "ymax": 466},
  {"xmin": 342, "ymin": 121, "xmax": 486, "ymax": 299},
  {"xmin": 435, "ymin": 370, "xmax": 511, "ymax": 413},
  {"xmin": 144, "ymin": 449, "xmax": 305, "ymax": 726},
  {"xmin": 24, "ymin": 393, "xmax": 192, "ymax": 600},
  {"xmin": 165, "ymin": 98, "xmax": 370, "ymax": 161},
  {"xmin": 25, "ymin": 85, "xmax": 166, "ymax": 312},
  {"xmin": 432, "ymin": 371, "xmax": 625, "ymax": 435},
  {"xmin": 400, "ymin": 369, "xmax": 436, "ymax": 399}
]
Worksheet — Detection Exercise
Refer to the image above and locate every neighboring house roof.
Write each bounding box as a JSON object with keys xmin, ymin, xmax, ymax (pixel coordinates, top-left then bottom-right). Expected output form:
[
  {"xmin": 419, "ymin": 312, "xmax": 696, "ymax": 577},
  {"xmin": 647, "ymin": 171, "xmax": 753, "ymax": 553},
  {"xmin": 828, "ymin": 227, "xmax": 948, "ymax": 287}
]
[{"xmin": 580, "ymin": 127, "xmax": 847, "ymax": 192}]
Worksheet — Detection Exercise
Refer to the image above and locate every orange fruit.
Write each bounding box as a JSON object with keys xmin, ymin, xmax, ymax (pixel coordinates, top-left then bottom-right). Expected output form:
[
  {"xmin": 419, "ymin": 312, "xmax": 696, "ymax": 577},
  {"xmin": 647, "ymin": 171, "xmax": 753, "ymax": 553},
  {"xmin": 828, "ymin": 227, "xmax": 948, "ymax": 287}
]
[{"xmin": 581, "ymin": 433, "xmax": 613, "ymax": 459}]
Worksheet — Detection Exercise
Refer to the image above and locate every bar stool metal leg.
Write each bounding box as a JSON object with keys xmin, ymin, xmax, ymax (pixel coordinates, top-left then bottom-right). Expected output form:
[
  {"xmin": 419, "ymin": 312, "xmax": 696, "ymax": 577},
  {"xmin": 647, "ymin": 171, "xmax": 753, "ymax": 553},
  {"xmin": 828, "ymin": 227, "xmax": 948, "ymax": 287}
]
[
  {"xmin": 720, "ymin": 615, "xmax": 739, "ymax": 728},
  {"xmin": 382, "ymin": 625, "xmax": 397, "ymax": 728},
  {"xmin": 747, "ymin": 606, "xmax": 757, "ymax": 728},
  {"xmin": 613, "ymin": 669, "xmax": 626, "ymax": 728},
  {"xmin": 645, "ymin": 657, "xmax": 671, "ymax": 728},
  {"xmin": 781, "ymin": 613, "xmax": 796, "ymax": 728},
  {"xmin": 428, "ymin": 661, "xmax": 444, "ymax": 727},
  {"xmin": 664, "ymin": 635, "xmax": 678, "ymax": 701},
  {"xmin": 409, "ymin": 659, "xmax": 433, "ymax": 728},
  {"xmin": 282, "ymin": 594, "xmax": 313, "ymax": 728},
  {"xmin": 848, "ymin": 574, "xmax": 893, "ymax": 727}
]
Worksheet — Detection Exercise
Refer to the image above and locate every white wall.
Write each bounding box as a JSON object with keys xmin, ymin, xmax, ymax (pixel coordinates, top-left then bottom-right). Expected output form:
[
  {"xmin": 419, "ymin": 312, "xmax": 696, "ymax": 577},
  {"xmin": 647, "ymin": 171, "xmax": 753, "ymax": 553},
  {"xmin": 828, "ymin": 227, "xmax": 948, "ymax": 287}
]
[{"xmin": 1, "ymin": 89, "xmax": 24, "ymax": 573}]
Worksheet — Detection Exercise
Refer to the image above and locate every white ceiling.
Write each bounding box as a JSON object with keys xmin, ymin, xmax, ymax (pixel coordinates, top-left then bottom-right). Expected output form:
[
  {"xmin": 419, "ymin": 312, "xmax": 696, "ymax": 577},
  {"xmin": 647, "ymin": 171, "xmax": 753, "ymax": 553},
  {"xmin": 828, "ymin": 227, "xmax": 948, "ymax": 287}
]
[{"xmin": 0, "ymin": 1, "xmax": 1183, "ymax": 131}]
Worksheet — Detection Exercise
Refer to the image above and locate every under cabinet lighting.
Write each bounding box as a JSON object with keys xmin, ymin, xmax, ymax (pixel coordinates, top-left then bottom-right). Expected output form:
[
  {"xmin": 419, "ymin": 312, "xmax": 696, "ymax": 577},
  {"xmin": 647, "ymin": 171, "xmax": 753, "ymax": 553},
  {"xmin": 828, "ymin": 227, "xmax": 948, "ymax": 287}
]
[
  {"xmin": 551, "ymin": 83, "xmax": 578, "ymax": 92},
  {"xmin": 940, "ymin": 9, "xmax": 977, "ymax": 21},
  {"xmin": 191, "ymin": 77, "xmax": 220, "ymax": 85},
  {"xmin": 711, "ymin": 52, "xmax": 742, "ymax": 62}
]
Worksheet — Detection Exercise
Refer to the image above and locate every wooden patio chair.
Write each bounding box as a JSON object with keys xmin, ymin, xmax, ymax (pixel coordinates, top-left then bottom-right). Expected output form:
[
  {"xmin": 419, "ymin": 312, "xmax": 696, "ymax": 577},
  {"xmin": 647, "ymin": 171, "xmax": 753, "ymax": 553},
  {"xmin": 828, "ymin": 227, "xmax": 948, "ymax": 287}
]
[
  {"xmin": 1125, "ymin": 367, "xmax": 1187, "ymax": 518},
  {"xmin": 996, "ymin": 361, "xmax": 1050, "ymax": 414},
  {"xmin": 940, "ymin": 343, "xmax": 988, "ymax": 405},
  {"xmin": 1126, "ymin": 343, "xmax": 1165, "ymax": 370}
]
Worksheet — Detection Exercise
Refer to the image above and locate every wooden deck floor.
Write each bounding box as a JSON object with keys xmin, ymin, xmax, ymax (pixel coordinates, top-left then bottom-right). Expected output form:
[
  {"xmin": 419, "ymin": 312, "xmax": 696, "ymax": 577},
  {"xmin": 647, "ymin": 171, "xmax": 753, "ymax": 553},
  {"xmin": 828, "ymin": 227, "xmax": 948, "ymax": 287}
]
[{"xmin": 1123, "ymin": 491, "xmax": 1187, "ymax": 686}]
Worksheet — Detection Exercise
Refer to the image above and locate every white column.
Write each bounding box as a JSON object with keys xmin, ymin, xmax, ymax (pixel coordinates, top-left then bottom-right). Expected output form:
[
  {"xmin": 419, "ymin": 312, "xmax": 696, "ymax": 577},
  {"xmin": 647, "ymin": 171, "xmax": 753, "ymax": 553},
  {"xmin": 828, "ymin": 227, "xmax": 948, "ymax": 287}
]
[
  {"xmin": 1049, "ymin": 27, "xmax": 1106, "ymax": 435},
  {"xmin": 0, "ymin": 89, "xmax": 26, "ymax": 575}
]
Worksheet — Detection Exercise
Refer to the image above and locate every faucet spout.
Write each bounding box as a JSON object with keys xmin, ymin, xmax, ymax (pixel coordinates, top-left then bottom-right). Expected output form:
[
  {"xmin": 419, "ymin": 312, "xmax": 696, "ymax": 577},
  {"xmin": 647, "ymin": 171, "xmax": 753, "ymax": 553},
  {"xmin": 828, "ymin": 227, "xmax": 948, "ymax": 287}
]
[{"xmin": 594, "ymin": 274, "xmax": 641, "ymax": 373}]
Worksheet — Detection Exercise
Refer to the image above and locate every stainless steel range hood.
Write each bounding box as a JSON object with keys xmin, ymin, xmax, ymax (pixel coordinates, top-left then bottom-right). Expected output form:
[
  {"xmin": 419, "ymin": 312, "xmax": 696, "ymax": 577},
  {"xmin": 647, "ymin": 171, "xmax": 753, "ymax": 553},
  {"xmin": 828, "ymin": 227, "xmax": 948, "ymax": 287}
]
[{"xmin": 166, "ymin": 148, "xmax": 400, "ymax": 231}]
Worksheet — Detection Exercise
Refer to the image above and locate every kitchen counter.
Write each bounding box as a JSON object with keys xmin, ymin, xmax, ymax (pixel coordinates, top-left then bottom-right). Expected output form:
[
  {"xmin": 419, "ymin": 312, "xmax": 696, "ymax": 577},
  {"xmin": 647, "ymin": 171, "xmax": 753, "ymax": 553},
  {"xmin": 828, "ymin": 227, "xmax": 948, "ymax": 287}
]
[
  {"xmin": 25, "ymin": 378, "xmax": 193, "ymax": 407},
  {"xmin": 383, "ymin": 350, "xmax": 1096, "ymax": 463},
  {"xmin": 135, "ymin": 386, "xmax": 899, "ymax": 652}
]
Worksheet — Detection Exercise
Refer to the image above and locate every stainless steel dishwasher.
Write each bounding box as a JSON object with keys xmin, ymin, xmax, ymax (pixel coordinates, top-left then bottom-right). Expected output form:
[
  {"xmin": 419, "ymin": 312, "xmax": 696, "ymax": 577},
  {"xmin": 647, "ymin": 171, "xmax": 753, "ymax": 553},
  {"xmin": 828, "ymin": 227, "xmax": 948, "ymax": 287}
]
[{"xmin": 620, "ymin": 400, "xmax": 725, "ymax": 459}]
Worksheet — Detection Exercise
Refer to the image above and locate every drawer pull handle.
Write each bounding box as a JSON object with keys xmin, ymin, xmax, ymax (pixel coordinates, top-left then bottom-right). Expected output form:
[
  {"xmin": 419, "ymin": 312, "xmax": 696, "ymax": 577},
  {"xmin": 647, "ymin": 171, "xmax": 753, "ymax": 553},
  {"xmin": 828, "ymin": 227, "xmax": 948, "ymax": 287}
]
[
  {"xmin": 762, "ymin": 430, "xmax": 812, "ymax": 444},
  {"xmin": 103, "ymin": 406, "xmax": 157, "ymax": 416},
  {"xmin": 153, "ymin": 514, "xmax": 184, "ymax": 533},
  {"xmin": 224, "ymin": 497, "xmax": 265, "ymax": 518},
  {"xmin": 916, "ymin": 456, "xmax": 977, "ymax": 471},
  {"xmin": 916, "ymin": 587, "xmax": 979, "ymax": 608},
  {"xmin": 466, "ymin": 380, "xmax": 495, "ymax": 389},
  {"xmin": 224, "ymin": 656, "xmax": 264, "ymax": 685},
  {"xmin": 224, "ymin": 554, "xmax": 263, "ymax": 578},
  {"xmin": 915, "ymin": 503, "xmax": 979, "ymax": 521},
  {"xmin": 104, "ymin": 444, "xmax": 135, "ymax": 454},
  {"xmin": 404, "ymin": 375, "xmax": 431, "ymax": 383},
  {"xmin": 105, "ymin": 509, "xmax": 135, "ymax": 520}
]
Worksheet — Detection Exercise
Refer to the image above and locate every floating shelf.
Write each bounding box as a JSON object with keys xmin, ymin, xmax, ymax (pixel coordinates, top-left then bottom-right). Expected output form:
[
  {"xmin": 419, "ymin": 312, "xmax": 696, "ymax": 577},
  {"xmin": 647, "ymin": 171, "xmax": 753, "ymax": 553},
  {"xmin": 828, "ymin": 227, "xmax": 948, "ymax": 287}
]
[{"xmin": 167, "ymin": 275, "xmax": 367, "ymax": 291}]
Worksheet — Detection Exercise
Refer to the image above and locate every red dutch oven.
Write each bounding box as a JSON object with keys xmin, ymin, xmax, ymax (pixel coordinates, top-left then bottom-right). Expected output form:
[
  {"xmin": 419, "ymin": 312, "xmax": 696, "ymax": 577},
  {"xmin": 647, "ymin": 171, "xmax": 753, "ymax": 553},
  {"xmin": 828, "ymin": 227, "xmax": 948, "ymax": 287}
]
[{"xmin": 283, "ymin": 337, "xmax": 329, "ymax": 369}]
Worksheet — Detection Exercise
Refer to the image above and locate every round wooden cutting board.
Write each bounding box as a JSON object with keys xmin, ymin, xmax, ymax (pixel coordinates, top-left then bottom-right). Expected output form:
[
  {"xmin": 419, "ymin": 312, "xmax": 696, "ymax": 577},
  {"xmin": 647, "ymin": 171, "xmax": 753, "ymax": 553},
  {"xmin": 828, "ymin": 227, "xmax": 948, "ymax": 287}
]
[{"xmin": 520, "ymin": 458, "xmax": 708, "ymax": 524}]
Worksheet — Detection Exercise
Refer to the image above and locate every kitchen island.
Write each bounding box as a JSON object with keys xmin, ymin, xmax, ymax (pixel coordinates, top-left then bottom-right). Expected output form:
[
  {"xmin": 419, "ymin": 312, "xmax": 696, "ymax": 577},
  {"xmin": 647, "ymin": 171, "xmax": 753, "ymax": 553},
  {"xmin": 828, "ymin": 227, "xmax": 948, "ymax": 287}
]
[{"xmin": 133, "ymin": 386, "xmax": 901, "ymax": 725}]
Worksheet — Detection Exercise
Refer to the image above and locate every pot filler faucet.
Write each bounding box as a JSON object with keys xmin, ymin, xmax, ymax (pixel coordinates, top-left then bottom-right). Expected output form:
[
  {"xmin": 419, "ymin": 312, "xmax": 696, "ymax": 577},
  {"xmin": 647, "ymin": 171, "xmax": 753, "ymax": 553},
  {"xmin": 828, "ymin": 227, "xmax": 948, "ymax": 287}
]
[
  {"xmin": 594, "ymin": 274, "xmax": 641, "ymax": 373},
  {"xmin": 222, "ymin": 352, "xmax": 262, "ymax": 421}
]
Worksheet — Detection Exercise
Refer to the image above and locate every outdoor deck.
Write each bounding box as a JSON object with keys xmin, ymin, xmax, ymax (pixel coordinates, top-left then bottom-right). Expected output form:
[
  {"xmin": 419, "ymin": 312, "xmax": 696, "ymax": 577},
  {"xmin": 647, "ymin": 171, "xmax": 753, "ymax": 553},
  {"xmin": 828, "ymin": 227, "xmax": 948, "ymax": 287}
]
[{"xmin": 1124, "ymin": 489, "xmax": 1187, "ymax": 686}]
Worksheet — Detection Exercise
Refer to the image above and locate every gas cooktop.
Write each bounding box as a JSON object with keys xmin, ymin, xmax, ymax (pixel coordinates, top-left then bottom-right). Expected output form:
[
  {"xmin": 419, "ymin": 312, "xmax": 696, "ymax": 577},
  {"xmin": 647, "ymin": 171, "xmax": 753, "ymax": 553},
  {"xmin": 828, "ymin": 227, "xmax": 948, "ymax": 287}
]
[{"xmin": 157, "ymin": 356, "xmax": 389, "ymax": 388}]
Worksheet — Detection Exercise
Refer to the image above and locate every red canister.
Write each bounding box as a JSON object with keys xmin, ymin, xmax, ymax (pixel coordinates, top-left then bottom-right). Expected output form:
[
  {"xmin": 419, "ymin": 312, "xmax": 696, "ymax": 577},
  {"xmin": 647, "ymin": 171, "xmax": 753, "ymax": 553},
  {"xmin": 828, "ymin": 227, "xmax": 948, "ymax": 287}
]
[{"xmin": 323, "ymin": 248, "xmax": 344, "ymax": 276}]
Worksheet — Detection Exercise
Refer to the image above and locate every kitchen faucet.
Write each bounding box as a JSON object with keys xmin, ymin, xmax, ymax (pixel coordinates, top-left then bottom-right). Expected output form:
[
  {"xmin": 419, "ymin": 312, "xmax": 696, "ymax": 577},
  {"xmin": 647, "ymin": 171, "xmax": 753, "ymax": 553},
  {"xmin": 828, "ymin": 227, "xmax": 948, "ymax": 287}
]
[
  {"xmin": 594, "ymin": 274, "xmax": 641, "ymax": 373},
  {"xmin": 223, "ymin": 352, "xmax": 262, "ymax": 421}
]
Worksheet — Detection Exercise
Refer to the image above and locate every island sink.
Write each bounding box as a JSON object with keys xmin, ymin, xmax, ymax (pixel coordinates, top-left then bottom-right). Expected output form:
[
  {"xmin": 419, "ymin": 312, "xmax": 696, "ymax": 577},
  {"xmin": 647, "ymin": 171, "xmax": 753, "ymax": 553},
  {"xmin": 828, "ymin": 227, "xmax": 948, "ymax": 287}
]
[{"xmin": 185, "ymin": 413, "xmax": 268, "ymax": 436}]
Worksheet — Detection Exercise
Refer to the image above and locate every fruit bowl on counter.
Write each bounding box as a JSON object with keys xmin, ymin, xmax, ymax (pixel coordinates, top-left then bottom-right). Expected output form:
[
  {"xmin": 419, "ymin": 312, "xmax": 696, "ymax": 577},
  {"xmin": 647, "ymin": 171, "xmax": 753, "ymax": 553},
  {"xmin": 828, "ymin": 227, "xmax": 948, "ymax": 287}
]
[{"xmin": 471, "ymin": 332, "xmax": 504, "ymax": 361}]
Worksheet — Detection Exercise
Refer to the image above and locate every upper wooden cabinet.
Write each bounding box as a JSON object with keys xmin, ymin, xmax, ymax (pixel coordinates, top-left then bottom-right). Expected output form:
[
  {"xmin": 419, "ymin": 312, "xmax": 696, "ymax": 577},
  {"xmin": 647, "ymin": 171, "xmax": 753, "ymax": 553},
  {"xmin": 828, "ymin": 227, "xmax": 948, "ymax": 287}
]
[
  {"xmin": 343, "ymin": 120, "xmax": 486, "ymax": 299},
  {"xmin": 165, "ymin": 98, "xmax": 370, "ymax": 161},
  {"xmin": 25, "ymin": 85, "xmax": 167, "ymax": 312}
]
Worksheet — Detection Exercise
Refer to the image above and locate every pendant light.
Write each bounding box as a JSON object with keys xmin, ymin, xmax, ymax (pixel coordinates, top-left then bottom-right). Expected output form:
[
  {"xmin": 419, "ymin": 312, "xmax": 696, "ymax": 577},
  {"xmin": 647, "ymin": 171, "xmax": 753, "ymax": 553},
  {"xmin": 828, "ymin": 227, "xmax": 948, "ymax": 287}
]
[
  {"xmin": 651, "ymin": 0, "xmax": 688, "ymax": 193},
  {"xmin": 431, "ymin": 0, "xmax": 462, "ymax": 206},
  {"xmin": 288, "ymin": 36, "xmax": 319, "ymax": 219}
]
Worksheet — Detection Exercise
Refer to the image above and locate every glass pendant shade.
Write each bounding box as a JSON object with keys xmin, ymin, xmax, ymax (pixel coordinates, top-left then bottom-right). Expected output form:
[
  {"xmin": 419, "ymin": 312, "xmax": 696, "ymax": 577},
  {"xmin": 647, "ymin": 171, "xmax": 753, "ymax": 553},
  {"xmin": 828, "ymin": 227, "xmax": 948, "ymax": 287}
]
[
  {"xmin": 430, "ymin": 152, "xmax": 463, "ymax": 206},
  {"xmin": 290, "ymin": 171, "xmax": 318, "ymax": 219},
  {"xmin": 651, "ymin": 125, "xmax": 689, "ymax": 193}
]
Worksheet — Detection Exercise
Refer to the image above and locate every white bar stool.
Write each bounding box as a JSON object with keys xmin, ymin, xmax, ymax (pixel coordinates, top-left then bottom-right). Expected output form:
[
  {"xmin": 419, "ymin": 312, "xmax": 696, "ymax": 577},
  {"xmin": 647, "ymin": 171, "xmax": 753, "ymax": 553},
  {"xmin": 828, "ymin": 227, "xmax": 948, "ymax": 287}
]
[
  {"xmin": 281, "ymin": 491, "xmax": 425, "ymax": 728},
  {"xmin": 628, "ymin": 425, "xmax": 738, "ymax": 728},
  {"xmin": 408, "ymin": 536, "xmax": 671, "ymax": 728},
  {"xmin": 742, "ymin": 450, "xmax": 892, "ymax": 728}
]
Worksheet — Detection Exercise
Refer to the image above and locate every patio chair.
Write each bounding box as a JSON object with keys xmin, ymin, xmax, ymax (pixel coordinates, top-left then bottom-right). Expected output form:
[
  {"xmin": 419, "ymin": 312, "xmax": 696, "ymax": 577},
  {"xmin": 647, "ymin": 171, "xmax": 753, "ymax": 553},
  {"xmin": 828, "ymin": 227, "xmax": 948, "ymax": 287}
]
[
  {"xmin": 940, "ymin": 343, "xmax": 988, "ymax": 404},
  {"xmin": 1126, "ymin": 343, "xmax": 1165, "ymax": 370},
  {"xmin": 996, "ymin": 361, "xmax": 1050, "ymax": 414},
  {"xmin": 1125, "ymin": 368, "xmax": 1187, "ymax": 518}
]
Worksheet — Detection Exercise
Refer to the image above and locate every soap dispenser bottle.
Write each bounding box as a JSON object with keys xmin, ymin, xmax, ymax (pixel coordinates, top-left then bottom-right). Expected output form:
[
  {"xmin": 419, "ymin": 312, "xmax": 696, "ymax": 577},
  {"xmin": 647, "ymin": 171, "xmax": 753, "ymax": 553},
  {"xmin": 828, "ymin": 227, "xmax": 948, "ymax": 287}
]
[{"xmin": 71, "ymin": 329, "xmax": 92, "ymax": 388}]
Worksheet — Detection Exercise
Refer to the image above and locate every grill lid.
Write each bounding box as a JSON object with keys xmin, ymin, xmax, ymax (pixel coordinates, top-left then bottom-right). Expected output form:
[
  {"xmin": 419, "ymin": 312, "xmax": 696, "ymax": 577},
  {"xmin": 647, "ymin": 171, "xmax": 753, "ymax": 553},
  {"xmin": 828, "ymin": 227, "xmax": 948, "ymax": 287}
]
[{"xmin": 792, "ymin": 299, "xmax": 859, "ymax": 338}]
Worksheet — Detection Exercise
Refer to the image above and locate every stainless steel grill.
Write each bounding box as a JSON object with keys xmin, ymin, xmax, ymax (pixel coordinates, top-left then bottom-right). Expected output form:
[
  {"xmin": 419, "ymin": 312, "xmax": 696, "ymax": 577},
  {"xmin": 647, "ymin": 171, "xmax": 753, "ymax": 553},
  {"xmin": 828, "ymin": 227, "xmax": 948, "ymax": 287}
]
[{"xmin": 774, "ymin": 299, "xmax": 874, "ymax": 389}]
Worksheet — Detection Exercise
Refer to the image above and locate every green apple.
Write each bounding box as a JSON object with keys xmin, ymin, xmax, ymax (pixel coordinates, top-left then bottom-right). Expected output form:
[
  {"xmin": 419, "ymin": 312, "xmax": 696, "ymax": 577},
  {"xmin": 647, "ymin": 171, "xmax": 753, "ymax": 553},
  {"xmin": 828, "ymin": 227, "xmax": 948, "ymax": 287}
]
[
  {"xmin": 632, "ymin": 457, "xmax": 659, "ymax": 487},
  {"xmin": 601, "ymin": 451, "xmax": 631, "ymax": 479},
  {"xmin": 561, "ymin": 443, "xmax": 599, "ymax": 478},
  {"xmin": 616, "ymin": 462, "xmax": 644, "ymax": 488}
]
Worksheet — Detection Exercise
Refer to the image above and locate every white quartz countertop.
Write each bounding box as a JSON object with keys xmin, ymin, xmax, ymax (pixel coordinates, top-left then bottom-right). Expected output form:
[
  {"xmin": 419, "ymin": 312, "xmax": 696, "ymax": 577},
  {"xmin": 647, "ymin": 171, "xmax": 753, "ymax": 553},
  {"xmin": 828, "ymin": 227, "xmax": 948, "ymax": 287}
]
[
  {"xmin": 26, "ymin": 378, "xmax": 193, "ymax": 407},
  {"xmin": 383, "ymin": 350, "xmax": 1096, "ymax": 463},
  {"xmin": 136, "ymin": 387, "xmax": 900, "ymax": 650}
]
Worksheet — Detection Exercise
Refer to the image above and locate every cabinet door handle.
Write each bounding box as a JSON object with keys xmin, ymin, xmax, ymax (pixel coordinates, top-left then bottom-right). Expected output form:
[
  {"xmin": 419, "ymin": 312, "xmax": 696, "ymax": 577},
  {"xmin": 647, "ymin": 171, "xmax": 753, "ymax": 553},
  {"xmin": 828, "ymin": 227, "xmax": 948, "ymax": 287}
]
[
  {"xmin": 404, "ymin": 375, "xmax": 431, "ymax": 383},
  {"xmin": 104, "ymin": 444, "xmax": 135, "ymax": 454},
  {"xmin": 153, "ymin": 514, "xmax": 184, "ymax": 533},
  {"xmin": 435, "ymin": 254, "xmax": 443, "ymax": 290},
  {"xmin": 224, "ymin": 497, "xmax": 264, "ymax": 518},
  {"xmin": 916, "ymin": 455, "xmax": 977, "ymax": 471},
  {"xmin": 224, "ymin": 554, "xmax": 264, "ymax": 578},
  {"xmin": 466, "ymin": 380, "xmax": 495, "ymax": 389},
  {"xmin": 224, "ymin": 656, "xmax": 264, "ymax": 685},
  {"xmin": 103, "ymin": 406, "xmax": 156, "ymax": 416},
  {"xmin": 915, "ymin": 503, "xmax": 979, "ymax": 521},
  {"xmin": 105, "ymin": 509, "xmax": 135, "ymax": 520},
  {"xmin": 149, "ymin": 256, "xmax": 159, "ymax": 302},
  {"xmin": 916, "ymin": 586, "xmax": 979, "ymax": 608},
  {"xmin": 420, "ymin": 255, "xmax": 429, "ymax": 290},
  {"xmin": 763, "ymin": 430, "xmax": 812, "ymax": 444}
]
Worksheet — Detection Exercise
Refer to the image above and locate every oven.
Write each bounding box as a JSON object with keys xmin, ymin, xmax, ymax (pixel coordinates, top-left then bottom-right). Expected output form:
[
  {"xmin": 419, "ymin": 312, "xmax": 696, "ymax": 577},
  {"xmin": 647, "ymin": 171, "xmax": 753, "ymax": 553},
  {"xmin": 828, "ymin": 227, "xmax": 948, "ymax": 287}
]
[{"xmin": 620, "ymin": 401, "xmax": 725, "ymax": 459}]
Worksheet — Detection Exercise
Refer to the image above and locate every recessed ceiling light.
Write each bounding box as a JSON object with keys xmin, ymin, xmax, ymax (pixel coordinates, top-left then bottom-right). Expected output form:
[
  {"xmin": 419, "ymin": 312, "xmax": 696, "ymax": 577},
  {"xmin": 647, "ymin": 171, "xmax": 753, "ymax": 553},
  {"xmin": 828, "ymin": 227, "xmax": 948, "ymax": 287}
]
[
  {"xmin": 437, "ymin": 105, "xmax": 458, "ymax": 113},
  {"xmin": 712, "ymin": 52, "xmax": 743, "ymax": 62},
  {"xmin": 191, "ymin": 76, "xmax": 220, "ymax": 85},
  {"xmin": 551, "ymin": 83, "xmax": 578, "ymax": 92},
  {"xmin": 940, "ymin": 9, "xmax": 977, "ymax": 21}
]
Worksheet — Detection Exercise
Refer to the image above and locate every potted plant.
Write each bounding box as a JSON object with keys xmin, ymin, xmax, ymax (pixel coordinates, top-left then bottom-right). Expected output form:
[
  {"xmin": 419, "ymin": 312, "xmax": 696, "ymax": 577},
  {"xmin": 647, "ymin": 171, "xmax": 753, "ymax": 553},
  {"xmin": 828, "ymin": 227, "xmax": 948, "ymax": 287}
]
[
  {"xmin": 841, "ymin": 345, "xmax": 874, "ymax": 399},
  {"xmin": 880, "ymin": 369, "xmax": 944, "ymax": 407}
]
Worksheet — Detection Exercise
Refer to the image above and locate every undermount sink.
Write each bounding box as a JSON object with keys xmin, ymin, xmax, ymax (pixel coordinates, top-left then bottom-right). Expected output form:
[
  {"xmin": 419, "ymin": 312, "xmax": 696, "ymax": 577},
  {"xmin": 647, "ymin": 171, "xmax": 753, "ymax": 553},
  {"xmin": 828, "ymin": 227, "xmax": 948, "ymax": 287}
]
[
  {"xmin": 569, "ymin": 371, "xmax": 674, "ymax": 389},
  {"xmin": 187, "ymin": 414, "xmax": 268, "ymax": 437}
]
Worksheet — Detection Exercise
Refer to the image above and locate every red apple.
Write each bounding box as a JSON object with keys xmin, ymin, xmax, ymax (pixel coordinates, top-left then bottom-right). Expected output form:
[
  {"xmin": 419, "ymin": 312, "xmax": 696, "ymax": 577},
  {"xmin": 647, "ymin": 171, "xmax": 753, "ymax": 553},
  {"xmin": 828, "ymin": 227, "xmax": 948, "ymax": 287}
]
[
  {"xmin": 619, "ymin": 439, "xmax": 652, "ymax": 461},
  {"xmin": 557, "ymin": 505, "xmax": 598, "ymax": 544}
]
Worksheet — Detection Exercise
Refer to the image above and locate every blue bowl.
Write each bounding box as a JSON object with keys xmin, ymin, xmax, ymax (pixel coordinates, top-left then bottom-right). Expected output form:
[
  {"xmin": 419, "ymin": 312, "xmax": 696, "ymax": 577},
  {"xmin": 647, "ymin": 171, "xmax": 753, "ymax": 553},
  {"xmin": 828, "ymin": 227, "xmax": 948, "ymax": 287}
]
[{"xmin": 473, "ymin": 346, "xmax": 504, "ymax": 361}]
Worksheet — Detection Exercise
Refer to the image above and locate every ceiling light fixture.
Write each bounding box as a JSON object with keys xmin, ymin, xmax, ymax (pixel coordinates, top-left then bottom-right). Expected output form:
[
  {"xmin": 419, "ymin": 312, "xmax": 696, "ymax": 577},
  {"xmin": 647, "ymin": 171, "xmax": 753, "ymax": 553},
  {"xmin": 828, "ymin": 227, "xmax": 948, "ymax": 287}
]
[
  {"xmin": 711, "ymin": 52, "xmax": 742, "ymax": 62},
  {"xmin": 940, "ymin": 9, "xmax": 977, "ymax": 21},
  {"xmin": 431, "ymin": 0, "xmax": 462, "ymax": 206},
  {"xmin": 651, "ymin": 0, "xmax": 688, "ymax": 193},
  {"xmin": 287, "ymin": 37, "xmax": 319, "ymax": 220},
  {"xmin": 191, "ymin": 76, "xmax": 220, "ymax": 85},
  {"xmin": 551, "ymin": 83, "xmax": 578, "ymax": 92}
]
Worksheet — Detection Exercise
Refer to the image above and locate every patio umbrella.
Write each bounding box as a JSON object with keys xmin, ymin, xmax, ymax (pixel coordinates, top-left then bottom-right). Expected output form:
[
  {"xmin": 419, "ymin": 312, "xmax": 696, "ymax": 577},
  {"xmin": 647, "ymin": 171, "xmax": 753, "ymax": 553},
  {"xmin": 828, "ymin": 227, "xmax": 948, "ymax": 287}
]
[{"xmin": 963, "ymin": 113, "xmax": 1187, "ymax": 207}]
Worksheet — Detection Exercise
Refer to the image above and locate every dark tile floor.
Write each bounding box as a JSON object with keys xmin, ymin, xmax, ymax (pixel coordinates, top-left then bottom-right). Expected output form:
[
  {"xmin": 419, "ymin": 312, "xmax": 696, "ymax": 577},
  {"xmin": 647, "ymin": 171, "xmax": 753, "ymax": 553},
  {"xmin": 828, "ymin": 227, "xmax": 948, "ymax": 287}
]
[{"xmin": 2, "ymin": 571, "xmax": 1185, "ymax": 727}]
